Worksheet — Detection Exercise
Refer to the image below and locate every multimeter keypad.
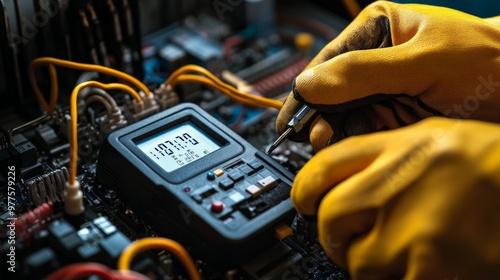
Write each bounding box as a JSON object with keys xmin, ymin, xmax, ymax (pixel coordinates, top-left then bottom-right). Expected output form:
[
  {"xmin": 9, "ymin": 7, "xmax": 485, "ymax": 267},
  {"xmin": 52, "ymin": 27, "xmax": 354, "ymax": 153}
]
[{"xmin": 189, "ymin": 158, "xmax": 288, "ymax": 222}]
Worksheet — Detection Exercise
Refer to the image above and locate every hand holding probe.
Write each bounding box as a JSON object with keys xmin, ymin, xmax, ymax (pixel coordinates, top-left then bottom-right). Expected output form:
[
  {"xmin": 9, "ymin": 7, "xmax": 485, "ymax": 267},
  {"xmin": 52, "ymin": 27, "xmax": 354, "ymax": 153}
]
[{"xmin": 267, "ymin": 105, "xmax": 318, "ymax": 154}]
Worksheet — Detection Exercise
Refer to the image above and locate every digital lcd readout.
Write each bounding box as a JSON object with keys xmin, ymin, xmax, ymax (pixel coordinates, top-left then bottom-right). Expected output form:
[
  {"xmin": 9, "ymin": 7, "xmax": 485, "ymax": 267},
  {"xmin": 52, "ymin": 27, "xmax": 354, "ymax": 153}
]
[{"xmin": 136, "ymin": 123, "xmax": 221, "ymax": 172}]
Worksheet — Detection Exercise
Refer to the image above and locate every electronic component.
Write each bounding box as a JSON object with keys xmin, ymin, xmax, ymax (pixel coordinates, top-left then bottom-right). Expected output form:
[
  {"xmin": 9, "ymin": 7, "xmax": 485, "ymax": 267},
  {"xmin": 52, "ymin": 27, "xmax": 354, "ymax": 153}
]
[
  {"xmin": 171, "ymin": 28, "xmax": 224, "ymax": 72},
  {"xmin": 0, "ymin": 1, "xmax": 351, "ymax": 278},
  {"xmin": 97, "ymin": 103, "xmax": 295, "ymax": 266}
]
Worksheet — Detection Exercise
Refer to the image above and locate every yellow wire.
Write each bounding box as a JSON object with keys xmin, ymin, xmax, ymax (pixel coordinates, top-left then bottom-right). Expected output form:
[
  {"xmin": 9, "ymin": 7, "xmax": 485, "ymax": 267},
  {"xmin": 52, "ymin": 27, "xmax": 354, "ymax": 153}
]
[
  {"xmin": 174, "ymin": 75, "xmax": 282, "ymax": 109},
  {"xmin": 29, "ymin": 57, "xmax": 150, "ymax": 114},
  {"xmin": 69, "ymin": 81, "xmax": 141, "ymax": 185},
  {"xmin": 176, "ymin": 75, "xmax": 251, "ymax": 104},
  {"xmin": 47, "ymin": 64, "xmax": 58, "ymax": 113},
  {"xmin": 168, "ymin": 65, "xmax": 242, "ymax": 96},
  {"xmin": 118, "ymin": 237, "xmax": 200, "ymax": 280},
  {"xmin": 27, "ymin": 63, "xmax": 59, "ymax": 113},
  {"xmin": 166, "ymin": 65, "xmax": 283, "ymax": 110},
  {"xmin": 341, "ymin": 0, "xmax": 362, "ymax": 18}
]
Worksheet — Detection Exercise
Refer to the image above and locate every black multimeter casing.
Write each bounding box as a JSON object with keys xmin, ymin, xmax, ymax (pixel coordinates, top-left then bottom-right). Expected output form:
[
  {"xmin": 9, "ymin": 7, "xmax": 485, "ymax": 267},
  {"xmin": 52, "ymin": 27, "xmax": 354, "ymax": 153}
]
[{"xmin": 97, "ymin": 103, "xmax": 296, "ymax": 267}]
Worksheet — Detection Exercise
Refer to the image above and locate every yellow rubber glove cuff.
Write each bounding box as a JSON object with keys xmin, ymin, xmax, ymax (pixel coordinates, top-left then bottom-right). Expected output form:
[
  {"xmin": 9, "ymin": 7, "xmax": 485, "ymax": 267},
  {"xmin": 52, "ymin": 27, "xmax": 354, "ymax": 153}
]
[{"xmin": 293, "ymin": 117, "xmax": 500, "ymax": 279}]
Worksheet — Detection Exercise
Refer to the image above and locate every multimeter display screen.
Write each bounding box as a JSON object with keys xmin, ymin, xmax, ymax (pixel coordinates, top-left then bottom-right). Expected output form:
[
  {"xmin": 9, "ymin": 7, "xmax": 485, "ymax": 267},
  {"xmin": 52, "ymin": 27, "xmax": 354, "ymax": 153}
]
[{"xmin": 136, "ymin": 123, "xmax": 221, "ymax": 172}]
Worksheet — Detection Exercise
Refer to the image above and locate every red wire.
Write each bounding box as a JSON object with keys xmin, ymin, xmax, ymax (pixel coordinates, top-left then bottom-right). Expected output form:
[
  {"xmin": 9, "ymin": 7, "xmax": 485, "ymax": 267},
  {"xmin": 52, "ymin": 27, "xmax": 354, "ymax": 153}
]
[
  {"xmin": 277, "ymin": 14, "xmax": 337, "ymax": 40},
  {"xmin": 45, "ymin": 263, "xmax": 115, "ymax": 280},
  {"xmin": 45, "ymin": 263, "xmax": 149, "ymax": 280}
]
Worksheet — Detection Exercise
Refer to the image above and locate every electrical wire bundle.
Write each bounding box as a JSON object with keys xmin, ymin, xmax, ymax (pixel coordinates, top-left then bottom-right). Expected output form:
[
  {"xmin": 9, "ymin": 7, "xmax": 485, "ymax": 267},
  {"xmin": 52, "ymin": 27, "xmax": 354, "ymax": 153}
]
[{"xmin": 165, "ymin": 64, "xmax": 283, "ymax": 110}]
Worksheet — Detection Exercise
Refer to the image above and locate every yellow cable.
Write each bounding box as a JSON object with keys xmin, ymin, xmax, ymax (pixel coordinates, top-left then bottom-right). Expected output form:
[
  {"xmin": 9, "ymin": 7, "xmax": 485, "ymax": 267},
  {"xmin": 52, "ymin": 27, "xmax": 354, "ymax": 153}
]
[
  {"xmin": 166, "ymin": 65, "xmax": 283, "ymax": 110},
  {"xmin": 29, "ymin": 57, "xmax": 150, "ymax": 114},
  {"xmin": 118, "ymin": 237, "xmax": 200, "ymax": 280},
  {"xmin": 174, "ymin": 75, "xmax": 282, "ymax": 109},
  {"xmin": 174, "ymin": 74, "xmax": 282, "ymax": 109},
  {"xmin": 28, "ymin": 63, "xmax": 59, "ymax": 113},
  {"xmin": 168, "ymin": 65, "xmax": 239, "ymax": 95},
  {"xmin": 48, "ymin": 64, "xmax": 59, "ymax": 113},
  {"xmin": 176, "ymin": 75, "xmax": 250, "ymax": 104},
  {"xmin": 341, "ymin": 0, "xmax": 362, "ymax": 18},
  {"xmin": 69, "ymin": 81, "xmax": 141, "ymax": 185}
]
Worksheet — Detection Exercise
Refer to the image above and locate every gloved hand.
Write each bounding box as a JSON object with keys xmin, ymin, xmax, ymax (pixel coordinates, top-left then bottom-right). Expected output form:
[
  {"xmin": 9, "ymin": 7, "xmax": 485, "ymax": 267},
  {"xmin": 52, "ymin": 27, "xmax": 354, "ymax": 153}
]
[
  {"xmin": 292, "ymin": 117, "xmax": 500, "ymax": 279},
  {"xmin": 277, "ymin": 2, "xmax": 500, "ymax": 151}
]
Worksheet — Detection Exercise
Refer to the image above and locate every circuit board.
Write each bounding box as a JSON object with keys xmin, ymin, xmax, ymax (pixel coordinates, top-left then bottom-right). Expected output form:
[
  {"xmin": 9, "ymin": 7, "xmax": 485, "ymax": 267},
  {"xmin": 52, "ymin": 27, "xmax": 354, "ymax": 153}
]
[{"xmin": 0, "ymin": 1, "xmax": 350, "ymax": 279}]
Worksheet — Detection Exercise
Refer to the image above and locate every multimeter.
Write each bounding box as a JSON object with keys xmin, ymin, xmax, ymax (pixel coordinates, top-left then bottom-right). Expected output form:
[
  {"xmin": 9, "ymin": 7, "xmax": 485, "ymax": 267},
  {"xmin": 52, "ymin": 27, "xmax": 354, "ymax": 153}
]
[{"xmin": 97, "ymin": 103, "xmax": 295, "ymax": 266}]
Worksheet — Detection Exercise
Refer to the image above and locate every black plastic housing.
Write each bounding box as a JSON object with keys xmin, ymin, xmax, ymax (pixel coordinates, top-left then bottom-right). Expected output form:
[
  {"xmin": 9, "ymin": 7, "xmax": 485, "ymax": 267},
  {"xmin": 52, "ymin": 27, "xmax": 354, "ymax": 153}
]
[{"xmin": 97, "ymin": 103, "xmax": 295, "ymax": 267}]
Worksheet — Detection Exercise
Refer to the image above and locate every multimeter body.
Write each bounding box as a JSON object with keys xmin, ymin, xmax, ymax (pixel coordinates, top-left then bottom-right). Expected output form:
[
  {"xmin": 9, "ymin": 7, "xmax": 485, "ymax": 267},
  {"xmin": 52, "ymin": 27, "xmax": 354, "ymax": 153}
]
[{"xmin": 97, "ymin": 103, "xmax": 295, "ymax": 266}]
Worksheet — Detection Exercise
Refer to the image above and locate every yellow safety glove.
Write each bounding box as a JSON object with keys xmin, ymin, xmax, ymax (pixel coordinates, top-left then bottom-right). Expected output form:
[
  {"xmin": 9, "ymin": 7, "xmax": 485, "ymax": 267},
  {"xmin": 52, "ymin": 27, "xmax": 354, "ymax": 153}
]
[
  {"xmin": 292, "ymin": 117, "xmax": 500, "ymax": 279},
  {"xmin": 277, "ymin": 2, "xmax": 500, "ymax": 151}
]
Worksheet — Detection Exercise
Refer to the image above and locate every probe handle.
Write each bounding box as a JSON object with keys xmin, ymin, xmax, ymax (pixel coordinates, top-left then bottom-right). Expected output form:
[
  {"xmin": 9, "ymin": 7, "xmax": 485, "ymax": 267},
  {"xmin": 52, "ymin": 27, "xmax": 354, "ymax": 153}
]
[{"xmin": 287, "ymin": 105, "xmax": 318, "ymax": 133}]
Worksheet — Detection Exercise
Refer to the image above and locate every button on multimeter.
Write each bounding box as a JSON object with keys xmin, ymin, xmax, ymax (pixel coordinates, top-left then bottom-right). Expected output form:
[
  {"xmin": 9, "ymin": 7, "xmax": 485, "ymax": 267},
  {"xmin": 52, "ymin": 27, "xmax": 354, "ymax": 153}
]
[
  {"xmin": 247, "ymin": 159, "xmax": 263, "ymax": 170},
  {"xmin": 210, "ymin": 200, "xmax": 225, "ymax": 213},
  {"xmin": 207, "ymin": 171, "xmax": 216, "ymax": 180},
  {"xmin": 239, "ymin": 165, "xmax": 254, "ymax": 175},
  {"xmin": 219, "ymin": 179, "xmax": 234, "ymax": 190},
  {"xmin": 227, "ymin": 170, "xmax": 244, "ymax": 182}
]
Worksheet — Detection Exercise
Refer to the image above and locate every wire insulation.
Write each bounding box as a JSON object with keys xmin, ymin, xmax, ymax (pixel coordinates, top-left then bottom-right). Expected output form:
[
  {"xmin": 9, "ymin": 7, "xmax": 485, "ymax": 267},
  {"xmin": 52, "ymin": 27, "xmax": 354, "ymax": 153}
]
[
  {"xmin": 118, "ymin": 237, "xmax": 200, "ymax": 280},
  {"xmin": 85, "ymin": 95, "xmax": 115, "ymax": 116},
  {"xmin": 166, "ymin": 65, "xmax": 283, "ymax": 110},
  {"xmin": 29, "ymin": 57, "xmax": 149, "ymax": 114},
  {"xmin": 174, "ymin": 75, "xmax": 282, "ymax": 109},
  {"xmin": 82, "ymin": 87, "xmax": 120, "ymax": 110},
  {"xmin": 45, "ymin": 262, "xmax": 115, "ymax": 280},
  {"xmin": 69, "ymin": 81, "xmax": 141, "ymax": 185},
  {"xmin": 45, "ymin": 262, "xmax": 149, "ymax": 280}
]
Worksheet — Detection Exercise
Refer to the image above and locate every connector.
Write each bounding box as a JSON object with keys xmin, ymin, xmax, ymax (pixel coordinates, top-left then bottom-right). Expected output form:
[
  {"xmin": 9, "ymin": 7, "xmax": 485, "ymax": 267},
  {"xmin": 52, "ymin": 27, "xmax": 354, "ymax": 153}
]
[
  {"xmin": 141, "ymin": 91, "xmax": 159, "ymax": 110},
  {"xmin": 100, "ymin": 108, "xmax": 127, "ymax": 134},
  {"xmin": 127, "ymin": 91, "xmax": 160, "ymax": 122},
  {"xmin": 129, "ymin": 98, "xmax": 144, "ymax": 114},
  {"xmin": 221, "ymin": 70, "xmax": 253, "ymax": 93},
  {"xmin": 154, "ymin": 84, "xmax": 179, "ymax": 110},
  {"xmin": 64, "ymin": 180, "xmax": 84, "ymax": 215}
]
